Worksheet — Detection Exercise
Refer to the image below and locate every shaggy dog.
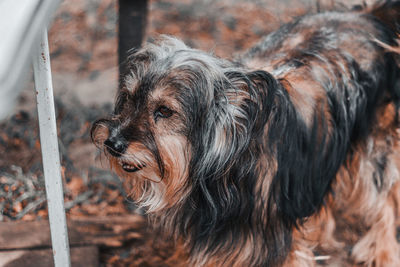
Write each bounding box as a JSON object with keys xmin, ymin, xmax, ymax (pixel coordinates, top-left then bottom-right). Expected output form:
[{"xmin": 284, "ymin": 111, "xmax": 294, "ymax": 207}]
[{"xmin": 92, "ymin": 2, "xmax": 400, "ymax": 266}]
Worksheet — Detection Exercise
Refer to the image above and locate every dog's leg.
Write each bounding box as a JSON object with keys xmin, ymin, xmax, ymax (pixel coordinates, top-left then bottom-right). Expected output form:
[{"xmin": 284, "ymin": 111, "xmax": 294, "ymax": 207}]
[{"xmin": 351, "ymin": 193, "xmax": 400, "ymax": 267}]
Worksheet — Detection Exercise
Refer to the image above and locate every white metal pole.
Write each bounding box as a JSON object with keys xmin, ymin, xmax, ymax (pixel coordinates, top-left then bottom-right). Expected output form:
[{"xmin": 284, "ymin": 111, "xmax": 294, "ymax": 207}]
[{"xmin": 32, "ymin": 28, "xmax": 71, "ymax": 267}]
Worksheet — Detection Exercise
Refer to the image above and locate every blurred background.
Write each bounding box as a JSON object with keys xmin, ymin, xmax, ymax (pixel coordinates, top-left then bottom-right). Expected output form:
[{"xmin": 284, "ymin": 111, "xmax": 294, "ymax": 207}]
[{"xmin": 0, "ymin": 0, "xmax": 373, "ymax": 266}]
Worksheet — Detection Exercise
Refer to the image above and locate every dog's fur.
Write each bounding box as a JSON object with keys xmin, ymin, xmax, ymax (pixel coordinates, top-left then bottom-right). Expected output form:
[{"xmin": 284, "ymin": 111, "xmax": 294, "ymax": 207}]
[{"xmin": 92, "ymin": 2, "xmax": 400, "ymax": 266}]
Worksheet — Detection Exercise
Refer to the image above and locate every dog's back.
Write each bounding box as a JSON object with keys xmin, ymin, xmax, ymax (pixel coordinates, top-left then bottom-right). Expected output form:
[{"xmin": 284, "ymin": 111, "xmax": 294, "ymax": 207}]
[{"xmin": 244, "ymin": 3, "xmax": 400, "ymax": 122}]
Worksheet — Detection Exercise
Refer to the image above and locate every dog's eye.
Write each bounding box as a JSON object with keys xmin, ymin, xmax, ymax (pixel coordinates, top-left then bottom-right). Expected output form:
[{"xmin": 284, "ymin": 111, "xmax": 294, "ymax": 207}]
[{"xmin": 154, "ymin": 106, "xmax": 173, "ymax": 121}]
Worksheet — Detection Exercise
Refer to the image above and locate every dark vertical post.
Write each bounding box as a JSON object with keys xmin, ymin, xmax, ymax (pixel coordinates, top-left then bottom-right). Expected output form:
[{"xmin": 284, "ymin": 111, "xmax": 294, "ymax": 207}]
[{"xmin": 118, "ymin": 0, "xmax": 148, "ymax": 89}]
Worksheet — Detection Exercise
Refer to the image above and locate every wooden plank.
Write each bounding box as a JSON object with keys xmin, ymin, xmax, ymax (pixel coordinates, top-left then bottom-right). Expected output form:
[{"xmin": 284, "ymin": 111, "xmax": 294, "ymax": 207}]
[
  {"xmin": 0, "ymin": 246, "xmax": 98, "ymax": 267},
  {"xmin": 0, "ymin": 215, "xmax": 145, "ymax": 250}
]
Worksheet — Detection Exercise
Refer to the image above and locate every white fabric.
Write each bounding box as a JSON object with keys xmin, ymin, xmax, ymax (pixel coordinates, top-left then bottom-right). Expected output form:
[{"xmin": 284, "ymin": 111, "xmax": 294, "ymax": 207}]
[{"xmin": 0, "ymin": 0, "xmax": 61, "ymax": 119}]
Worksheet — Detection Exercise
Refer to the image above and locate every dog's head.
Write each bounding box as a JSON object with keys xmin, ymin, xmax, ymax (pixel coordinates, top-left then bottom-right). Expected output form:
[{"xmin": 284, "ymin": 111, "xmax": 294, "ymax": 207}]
[{"xmin": 91, "ymin": 36, "xmax": 275, "ymax": 212}]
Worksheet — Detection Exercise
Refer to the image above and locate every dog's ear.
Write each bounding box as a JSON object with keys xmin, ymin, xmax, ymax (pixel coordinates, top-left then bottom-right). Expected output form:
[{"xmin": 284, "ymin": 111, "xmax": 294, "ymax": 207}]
[
  {"xmin": 187, "ymin": 71, "xmax": 276, "ymax": 225},
  {"xmin": 185, "ymin": 70, "xmax": 279, "ymax": 258}
]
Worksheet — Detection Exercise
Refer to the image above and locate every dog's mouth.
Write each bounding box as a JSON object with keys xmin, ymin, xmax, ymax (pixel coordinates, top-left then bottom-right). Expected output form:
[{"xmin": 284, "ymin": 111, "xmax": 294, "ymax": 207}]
[{"xmin": 119, "ymin": 160, "xmax": 145, "ymax": 173}]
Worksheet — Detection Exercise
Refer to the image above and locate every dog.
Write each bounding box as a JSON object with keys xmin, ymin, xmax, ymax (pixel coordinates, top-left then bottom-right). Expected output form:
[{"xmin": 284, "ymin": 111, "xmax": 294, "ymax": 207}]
[{"xmin": 91, "ymin": 2, "xmax": 400, "ymax": 266}]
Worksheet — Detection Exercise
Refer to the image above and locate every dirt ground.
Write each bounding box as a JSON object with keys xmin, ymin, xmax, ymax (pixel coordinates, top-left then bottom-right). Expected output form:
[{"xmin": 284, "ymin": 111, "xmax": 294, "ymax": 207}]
[{"xmin": 0, "ymin": 0, "xmax": 371, "ymax": 266}]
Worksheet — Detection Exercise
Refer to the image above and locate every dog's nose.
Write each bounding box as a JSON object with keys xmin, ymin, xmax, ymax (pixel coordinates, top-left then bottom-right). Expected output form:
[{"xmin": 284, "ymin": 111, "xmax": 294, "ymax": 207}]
[{"xmin": 104, "ymin": 136, "xmax": 127, "ymax": 157}]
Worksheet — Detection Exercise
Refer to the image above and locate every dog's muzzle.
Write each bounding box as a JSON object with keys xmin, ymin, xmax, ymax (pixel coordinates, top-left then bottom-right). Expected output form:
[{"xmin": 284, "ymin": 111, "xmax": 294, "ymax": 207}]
[
  {"xmin": 104, "ymin": 135, "xmax": 128, "ymax": 157},
  {"xmin": 104, "ymin": 133, "xmax": 145, "ymax": 173}
]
